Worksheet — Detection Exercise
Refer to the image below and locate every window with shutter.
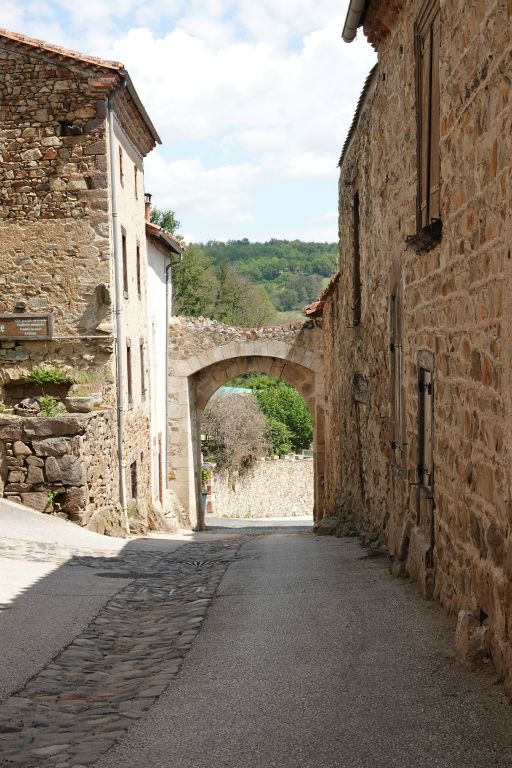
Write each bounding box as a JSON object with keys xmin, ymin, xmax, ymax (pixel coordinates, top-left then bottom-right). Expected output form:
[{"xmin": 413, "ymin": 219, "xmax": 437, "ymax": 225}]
[
  {"xmin": 390, "ymin": 289, "xmax": 403, "ymax": 468},
  {"xmin": 418, "ymin": 351, "xmax": 434, "ymax": 491},
  {"xmin": 413, "ymin": 0, "xmax": 441, "ymax": 246}
]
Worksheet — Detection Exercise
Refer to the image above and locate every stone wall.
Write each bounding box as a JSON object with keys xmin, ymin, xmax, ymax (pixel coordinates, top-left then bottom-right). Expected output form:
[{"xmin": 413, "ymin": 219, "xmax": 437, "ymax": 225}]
[
  {"xmin": 0, "ymin": 412, "xmax": 125, "ymax": 534},
  {"xmin": 212, "ymin": 457, "xmax": 313, "ymax": 519},
  {"xmin": 323, "ymin": 0, "xmax": 512, "ymax": 689},
  {"xmin": 167, "ymin": 316, "xmax": 325, "ymax": 530},
  {"xmin": 0, "ymin": 40, "xmax": 116, "ymax": 390}
]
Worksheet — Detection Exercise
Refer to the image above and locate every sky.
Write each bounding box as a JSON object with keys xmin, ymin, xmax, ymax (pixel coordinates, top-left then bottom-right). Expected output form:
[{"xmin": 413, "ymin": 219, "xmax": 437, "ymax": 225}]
[{"xmin": 2, "ymin": 1, "xmax": 376, "ymax": 243}]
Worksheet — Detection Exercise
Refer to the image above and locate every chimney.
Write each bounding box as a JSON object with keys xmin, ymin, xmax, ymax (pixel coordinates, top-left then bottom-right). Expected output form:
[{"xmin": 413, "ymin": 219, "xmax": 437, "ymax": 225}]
[{"xmin": 144, "ymin": 192, "xmax": 152, "ymax": 223}]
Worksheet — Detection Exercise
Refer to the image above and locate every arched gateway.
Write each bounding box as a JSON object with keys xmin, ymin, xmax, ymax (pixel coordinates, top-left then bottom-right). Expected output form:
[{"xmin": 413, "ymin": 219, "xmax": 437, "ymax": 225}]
[{"xmin": 168, "ymin": 317, "xmax": 325, "ymax": 529}]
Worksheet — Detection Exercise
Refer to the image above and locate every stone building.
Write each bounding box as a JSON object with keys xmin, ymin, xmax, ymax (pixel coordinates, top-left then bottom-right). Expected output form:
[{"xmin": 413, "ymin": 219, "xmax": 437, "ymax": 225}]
[
  {"xmin": 0, "ymin": 28, "xmax": 182, "ymax": 533},
  {"xmin": 319, "ymin": 0, "xmax": 512, "ymax": 688}
]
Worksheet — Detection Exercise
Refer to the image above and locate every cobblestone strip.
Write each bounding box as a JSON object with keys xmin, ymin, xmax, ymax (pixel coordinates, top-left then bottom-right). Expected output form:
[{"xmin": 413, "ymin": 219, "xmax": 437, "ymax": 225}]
[
  {"xmin": 0, "ymin": 537, "xmax": 121, "ymax": 565},
  {"xmin": 0, "ymin": 539, "xmax": 243, "ymax": 768}
]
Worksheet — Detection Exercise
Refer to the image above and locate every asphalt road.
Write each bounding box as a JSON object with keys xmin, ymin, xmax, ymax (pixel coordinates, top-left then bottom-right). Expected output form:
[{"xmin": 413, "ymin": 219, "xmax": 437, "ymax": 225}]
[{"xmin": 97, "ymin": 530, "xmax": 512, "ymax": 768}]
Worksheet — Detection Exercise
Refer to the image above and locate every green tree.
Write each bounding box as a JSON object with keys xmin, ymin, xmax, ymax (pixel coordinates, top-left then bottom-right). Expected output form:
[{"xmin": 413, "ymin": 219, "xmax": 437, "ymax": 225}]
[
  {"xmin": 254, "ymin": 379, "xmax": 312, "ymax": 450},
  {"xmin": 150, "ymin": 207, "xmax": 181, "ymax": 234},
  {"xmin": 214, "ymin": 263, "xmax": 277, "ymax": 327},
  {"xmin": 172, "ymin": 244, "xmax": 219, "ymax": 317},
  {"xmin": 228, "ymin": 374, "xmax": 313, "ymax": 450},
  {"xmin": 265, "ymin": 416, "xmax": 293, "ymax": 456}
]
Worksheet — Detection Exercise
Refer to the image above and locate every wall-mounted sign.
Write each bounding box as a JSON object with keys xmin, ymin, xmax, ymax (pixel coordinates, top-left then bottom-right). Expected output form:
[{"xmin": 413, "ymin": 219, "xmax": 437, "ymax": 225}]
[{"xmin": 0, "ymin": 314, "xmax": 53, "ymax": 341}]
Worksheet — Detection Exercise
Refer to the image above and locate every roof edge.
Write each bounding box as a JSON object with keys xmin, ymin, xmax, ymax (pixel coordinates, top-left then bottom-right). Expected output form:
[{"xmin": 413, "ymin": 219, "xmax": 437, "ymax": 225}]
[
  {"xmin": 338, "ymin": 64, "xmax": 378, "ymax": 168},
  {"xmin": 0, "ymin": 27, "xmax": 161, "ymax": 146},
  {"xmin": 145, "ymin": 221, "xmax": 186, "ymax": 257},
  {"xmin": 342, "ymin": 0, "xmax": 370, "ymax": 42}
]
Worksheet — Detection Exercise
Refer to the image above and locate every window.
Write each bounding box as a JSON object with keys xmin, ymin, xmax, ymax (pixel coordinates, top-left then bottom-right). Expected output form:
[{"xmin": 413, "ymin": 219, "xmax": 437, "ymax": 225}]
[
  {"xmin": 122, "ymin": 231, "xmax": 128, "ymax": 298},
  {"xmin": 130, "ymin": 460, "xmax": 137, "ymax": 499},
  {"xmin": 139, "ymin": 341, "xmax": 146, "ymax": 401},
  {"xmin": 418, "ymin": 351, "xmax": 434, "ymax": 491},
  {"xmin": 134, "ymin": 165, "xmax": 138, "ymax": 199},
  {"xmin": 390, "ymin": 289, "xmax": 403, "ymax": 468},
  {"xmin": 126, "ymin": 340, "xmax": 133, "ymax": 407},
  {"xmin": 353, "ymin": 191, "xmax": 361, "ymax": 326},
  {"xmin": 415, "ymin": 0, "xmax": 441, "ymax": 232},
  {"xmin": 119, "ymin": 147, "xmax": 124, "ymax": 185},
  {"xmin": 136, "ymin": 243, "xmax": 141, "ymax": 298}
]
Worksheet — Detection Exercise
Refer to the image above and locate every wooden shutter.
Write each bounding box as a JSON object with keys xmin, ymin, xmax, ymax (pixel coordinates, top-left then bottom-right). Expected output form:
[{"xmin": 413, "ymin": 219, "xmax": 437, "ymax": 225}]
[{"xmin": 429, "ymin": 10, "xmax": 441, "ymax": 220}]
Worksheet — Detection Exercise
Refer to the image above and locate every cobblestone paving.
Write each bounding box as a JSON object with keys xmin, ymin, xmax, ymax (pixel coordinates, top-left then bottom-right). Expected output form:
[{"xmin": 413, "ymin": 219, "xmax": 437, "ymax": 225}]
[
  {"xmin": 0, "ymin": 537, "xmax": 246, "ymax": 767},
  {"xmin": 0, "ymin": 537, "xmax": 121, "ymax": 565}
]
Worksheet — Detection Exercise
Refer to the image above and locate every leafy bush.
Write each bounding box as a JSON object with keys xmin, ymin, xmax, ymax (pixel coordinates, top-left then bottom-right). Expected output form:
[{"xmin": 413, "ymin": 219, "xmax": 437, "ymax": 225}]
[
  {"xmin": 265, "ymin": 416, "xmax": 293, "ymax": 456},
  {"xmin": 24, "ymin": 365, "xmax": 71, "ymax": 385},
  {"xmin": 0, "ymin": 401, "xmax": 8, "ymax": 413},
  {"xmin": 38, "ymin": 395, "xmax": 62, "ymax": 417},
  {"xmin": 201, "ymin": 467, "xmax": 211, "ymax": 490},
  {"xmin": 230, "ymin": 374, "xmax": 313, "ymax": 450}
]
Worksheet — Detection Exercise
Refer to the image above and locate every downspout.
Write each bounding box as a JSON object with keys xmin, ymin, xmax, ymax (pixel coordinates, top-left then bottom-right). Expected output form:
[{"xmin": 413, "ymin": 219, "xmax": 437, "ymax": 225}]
[
  {"xmin": 342, "ymin": 0, "xmax": 368, "ymax": 42},
  {"xmin": 108, "ymin": 71, "xmax": 130, "ymax": 535}
]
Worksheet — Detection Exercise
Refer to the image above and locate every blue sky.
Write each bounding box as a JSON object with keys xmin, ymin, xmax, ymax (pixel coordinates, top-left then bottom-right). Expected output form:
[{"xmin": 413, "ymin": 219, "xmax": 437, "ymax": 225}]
[{"xmin": 2, "ymin": 1, "xmax": 375, "ymax": 242}]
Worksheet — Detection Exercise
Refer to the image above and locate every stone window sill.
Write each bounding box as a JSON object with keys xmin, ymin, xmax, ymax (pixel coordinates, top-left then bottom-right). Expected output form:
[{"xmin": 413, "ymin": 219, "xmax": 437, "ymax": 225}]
[{"xmin": 406, "ymin": 218, "xmax": 442, "ymax": 254}]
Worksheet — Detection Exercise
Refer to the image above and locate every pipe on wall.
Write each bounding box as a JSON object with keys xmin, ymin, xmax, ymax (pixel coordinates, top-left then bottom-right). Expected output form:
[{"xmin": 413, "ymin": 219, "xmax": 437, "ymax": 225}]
[
  {"xmin": 107, "ymin": 72, "xmax": 130, "ymax": 535},
  {"xmin": 342, "ymin": 0, "xmax": 367, "ymax": 42}
]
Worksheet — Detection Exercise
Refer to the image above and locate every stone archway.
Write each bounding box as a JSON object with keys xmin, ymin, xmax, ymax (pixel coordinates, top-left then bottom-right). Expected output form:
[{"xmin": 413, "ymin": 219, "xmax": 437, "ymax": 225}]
[{"xmin": 168, "ymin": 317, "xmax": 325, "ymax": 530}]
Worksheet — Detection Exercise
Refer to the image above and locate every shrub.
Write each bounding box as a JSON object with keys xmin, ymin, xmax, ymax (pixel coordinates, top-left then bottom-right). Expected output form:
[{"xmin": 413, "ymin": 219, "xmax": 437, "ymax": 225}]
[
  {"xmin": 24, "ymin": 365, "xmax": 71, "ymax": 385},
  {"xmin": 203, "ymin": 393, "xmax": 269, "ymax": 476},
  {"xmin": 38, "ymin": 395, "xmax": 63, "ymax": 417},
  {"xmin": 0, "ymin": 401, "xmax": 8, "ymax": 413},
  {"xmin": 265, "ymin": 416, "xmax": 293, "ymax": 456}
]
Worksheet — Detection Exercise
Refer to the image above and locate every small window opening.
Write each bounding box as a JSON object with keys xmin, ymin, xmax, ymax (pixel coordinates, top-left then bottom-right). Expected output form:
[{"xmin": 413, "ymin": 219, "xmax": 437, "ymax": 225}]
[
  {"xmin": 126, "ymin": 341, "xmax": 133, "ymax": 407},
  {"xmin": 130, "ymin": 460, "xmax": 137, "ymax": 499},
  {"xmin": 122, "ymin": 231, "xmax": 128, "ymax": 298},
  {"xmin": 136, "ymin": 243, "xmax": 141, "ymax": 298},
  {"xmin": 418, "ymin": 364, "xmax": 434, "ymax": 489},
  {"xmin": 119, "ymin": 147, "xmax": 124, "ymax": 185},
  {"xmin": 134, "ymin": 165, "xmax": 138, "ymax": 199},
  {"xmin": 140, "ymin": 341, "xmax": 146, "ymax": 401},
  {"xmin": 353, "ymin": 191, "xmax": 361, "ymax": 326}
]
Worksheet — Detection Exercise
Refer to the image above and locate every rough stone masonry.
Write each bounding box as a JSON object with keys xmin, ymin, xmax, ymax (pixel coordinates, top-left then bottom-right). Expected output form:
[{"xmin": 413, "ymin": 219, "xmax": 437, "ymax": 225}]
[{"xmin": 321, "ymin": 0, "xmax": 512, "ymax": 692}]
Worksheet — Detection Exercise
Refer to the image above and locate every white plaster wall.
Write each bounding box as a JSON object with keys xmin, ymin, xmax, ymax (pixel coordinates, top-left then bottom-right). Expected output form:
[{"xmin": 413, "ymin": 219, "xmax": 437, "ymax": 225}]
[
  {"xmin": 147, "ymin": 237, "xmax": 169, "ymax": 504},
  {"xmin": 112, "ymin": 118, "xmax": 149, "ymax": 415}
]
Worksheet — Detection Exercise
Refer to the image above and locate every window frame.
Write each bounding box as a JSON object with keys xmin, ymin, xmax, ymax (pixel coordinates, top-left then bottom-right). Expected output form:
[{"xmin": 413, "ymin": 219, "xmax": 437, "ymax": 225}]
[
  {"xmin": 119, "ymin": 147, "xmax": 124, "ymax": 186},
  {"xmin": 126, "ymin": 339, "xmax": 133, "ymax": 408},
  {"xmin": 121, "ymin": 229, "xmax": 128, "ymax": 299},
  {"xmin": 136, "ymin": 242, "xmax": 141, "ymax": 299},
  {"xmin": 139, "ymin": 340, "xmax": 146, "ymax": 402}
]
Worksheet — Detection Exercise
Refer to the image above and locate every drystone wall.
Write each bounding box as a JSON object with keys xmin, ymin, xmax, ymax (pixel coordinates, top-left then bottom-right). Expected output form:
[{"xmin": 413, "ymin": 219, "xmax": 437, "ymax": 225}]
[
  {"xmin": 0, "ymin": 412, "xmax": 125, "ymax": 534},
  {"xmin": 323, "ymin": 0, "xmax": 512, "ymax": 691},
  {"xmin": 212, "ymin": 457, "xmax": 313, "ymax": 519}
]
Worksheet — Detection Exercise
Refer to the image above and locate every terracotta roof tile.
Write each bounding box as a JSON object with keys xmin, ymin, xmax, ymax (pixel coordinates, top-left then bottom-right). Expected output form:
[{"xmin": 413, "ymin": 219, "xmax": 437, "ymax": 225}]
[
  {"xmin": 338, "ymin": 64, "xmax": 377, "ymax": 168},
  {"xmin": 303, "ymin": 272, "xmax": 340, "ymax": 317}
]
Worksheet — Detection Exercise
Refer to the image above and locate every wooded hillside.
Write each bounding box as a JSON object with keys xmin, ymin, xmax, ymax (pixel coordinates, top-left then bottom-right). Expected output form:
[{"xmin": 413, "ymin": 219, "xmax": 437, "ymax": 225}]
[{"xmin": 193, "ymin": 239, "xmax": 338, "ymax": 314}]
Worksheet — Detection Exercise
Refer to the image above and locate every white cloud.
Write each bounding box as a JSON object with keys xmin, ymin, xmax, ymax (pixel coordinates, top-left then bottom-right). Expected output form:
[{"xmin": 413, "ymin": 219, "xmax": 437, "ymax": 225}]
[
  {"xmin": 144, "ymin": 153, "xmax": 260, "ymax": 220},
  {"xmin": 6, "ymin": 0, "xmax": 375, "ymax": 240}
]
